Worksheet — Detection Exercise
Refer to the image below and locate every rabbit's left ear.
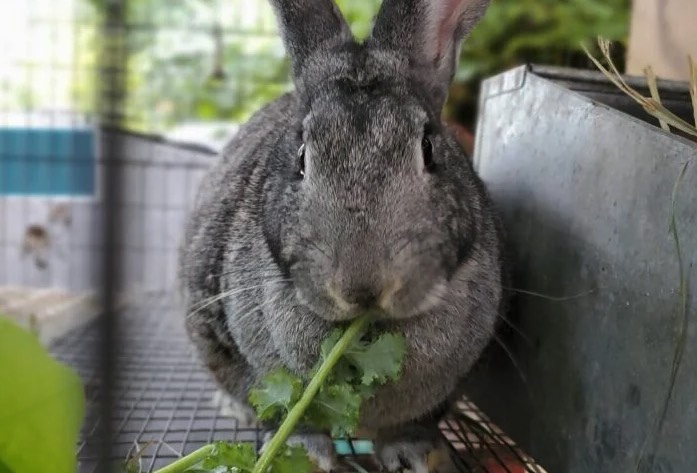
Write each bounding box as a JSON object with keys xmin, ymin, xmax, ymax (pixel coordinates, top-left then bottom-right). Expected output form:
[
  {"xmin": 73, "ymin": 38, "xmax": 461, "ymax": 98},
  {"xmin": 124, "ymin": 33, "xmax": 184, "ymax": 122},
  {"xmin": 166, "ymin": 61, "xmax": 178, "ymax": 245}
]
[
  {"xmin": 270, "ymin": 0, "xmax": 354, "ymax": 79},
  {"xmin": 369, "ymin": 0, "xmax": 490, "ymax": 109}
]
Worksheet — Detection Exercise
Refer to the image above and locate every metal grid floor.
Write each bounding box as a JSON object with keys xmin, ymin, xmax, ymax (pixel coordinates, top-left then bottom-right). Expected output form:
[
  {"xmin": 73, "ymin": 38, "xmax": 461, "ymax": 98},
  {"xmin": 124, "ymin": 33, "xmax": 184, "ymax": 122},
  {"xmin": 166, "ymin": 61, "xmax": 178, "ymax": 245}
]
[{"xmin": 51, "ymin": 293, "xmax": 544, "ymax": 472}]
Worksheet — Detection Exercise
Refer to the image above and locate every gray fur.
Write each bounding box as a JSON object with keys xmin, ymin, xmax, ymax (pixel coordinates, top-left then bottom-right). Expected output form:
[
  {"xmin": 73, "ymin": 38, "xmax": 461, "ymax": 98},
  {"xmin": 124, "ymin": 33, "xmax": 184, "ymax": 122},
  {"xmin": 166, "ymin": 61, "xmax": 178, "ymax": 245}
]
[
  {"xmin": 179, "ymin": 0, "xmax": 502, "ymax": 471},
  {"xmin": 368, "ymin": 0, "xmax": 491, "ymax": 108}
]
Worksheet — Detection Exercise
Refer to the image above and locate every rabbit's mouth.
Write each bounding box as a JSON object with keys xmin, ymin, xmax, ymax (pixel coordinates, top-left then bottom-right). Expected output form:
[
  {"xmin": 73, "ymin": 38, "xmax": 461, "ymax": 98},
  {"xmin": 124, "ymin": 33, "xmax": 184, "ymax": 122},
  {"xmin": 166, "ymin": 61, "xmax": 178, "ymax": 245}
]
[
  {"xmin": 319, "ymin": 276, "xmax": 446, "ymax": 321},
  {"xmin": 324, "ymin": 277, "xmax": 402, "ymax": 315},
  {"xmin": 290, "ymin": 253, "xmax": 448, "ymax": 321}
]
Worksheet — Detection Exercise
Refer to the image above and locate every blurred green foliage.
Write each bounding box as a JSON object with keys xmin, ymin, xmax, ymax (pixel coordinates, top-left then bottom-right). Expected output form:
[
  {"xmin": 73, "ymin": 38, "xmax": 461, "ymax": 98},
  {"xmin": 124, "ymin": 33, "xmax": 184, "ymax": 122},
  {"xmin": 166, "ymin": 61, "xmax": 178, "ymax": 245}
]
[
  {"xmin": 335, "ymin": 0, "xmax": 382, "ymax": 40},
  {"xmin": 449, "ymin": 0, "xmax": 630, "ymax": 124},
  {"xmin": 459, "ymin": 0, "xmax": 630, "ymax": 83},
  {"xmin": 83, "ymin": 0, "xmax": 629, "ymax": 132},
  {"xmin": 113, "ymin": 0, "xmax": 291, "ymax": 132}
]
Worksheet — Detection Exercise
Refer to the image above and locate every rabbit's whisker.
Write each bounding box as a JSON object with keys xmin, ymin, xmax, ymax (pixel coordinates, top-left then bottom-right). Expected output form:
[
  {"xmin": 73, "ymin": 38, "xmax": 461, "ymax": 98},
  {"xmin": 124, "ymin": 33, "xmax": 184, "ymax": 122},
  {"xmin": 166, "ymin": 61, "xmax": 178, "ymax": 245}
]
[
  {"xmin": 493, "ymin": 333, "xmax": 529, "ymax": 387},
  {"xmin": 495, "ymin": 313, "xmax": 532, "ymax": 346},
  {"xmin": 228, "ymin": 298, "xmax": 277, "ymax": 329},
  {"xmin": 187, "ymin": 279, "xmax": 291, "ymax": 318}
]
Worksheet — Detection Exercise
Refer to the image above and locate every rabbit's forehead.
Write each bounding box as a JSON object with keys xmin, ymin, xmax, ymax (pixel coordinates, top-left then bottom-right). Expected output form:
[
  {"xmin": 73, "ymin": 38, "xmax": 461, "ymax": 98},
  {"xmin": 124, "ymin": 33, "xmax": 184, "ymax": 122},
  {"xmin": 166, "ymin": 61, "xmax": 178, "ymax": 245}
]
[
  {"xmin": 303, "ymin": 79, "xmax": 428, "ymax": 140},
  {"xmin": 306, "ymin": 96, "xmax": 425, "ymax": 137},
  {"xmin": 300, "ymin": 46, "xmax": 430, "ymax": 118},
  {"xmin": 299, "ymin": 46, "xmax": 435, "ymax": 145},
  {"xmin": 301, "ymin": 46, "xmax": 405, "ymax": 90}
]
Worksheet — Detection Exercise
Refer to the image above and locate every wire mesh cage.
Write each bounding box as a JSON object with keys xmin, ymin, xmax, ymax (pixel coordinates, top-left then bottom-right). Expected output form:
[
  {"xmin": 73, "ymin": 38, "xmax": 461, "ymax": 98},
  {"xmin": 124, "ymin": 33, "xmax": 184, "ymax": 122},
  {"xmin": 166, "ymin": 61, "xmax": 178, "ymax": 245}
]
[{"xmin": 1, "ymin": 1, "xmax": 547, "ymax": 472}]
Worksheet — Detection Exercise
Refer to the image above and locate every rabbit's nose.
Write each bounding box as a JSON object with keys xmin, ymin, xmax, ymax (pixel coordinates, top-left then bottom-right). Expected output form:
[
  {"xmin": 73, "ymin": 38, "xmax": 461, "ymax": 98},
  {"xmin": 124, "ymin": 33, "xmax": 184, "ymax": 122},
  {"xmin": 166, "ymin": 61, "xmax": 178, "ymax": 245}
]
[
  {"xmin": 327, "ymin": 277, "xmax": 402, "ymax": 312},
  {"xmin": 344, "ymin": 286, "xmax": 378, "ymax": 309},
  {"xmin": 327, "ymin": 277, "xmax": 379, "ymax": 311}
]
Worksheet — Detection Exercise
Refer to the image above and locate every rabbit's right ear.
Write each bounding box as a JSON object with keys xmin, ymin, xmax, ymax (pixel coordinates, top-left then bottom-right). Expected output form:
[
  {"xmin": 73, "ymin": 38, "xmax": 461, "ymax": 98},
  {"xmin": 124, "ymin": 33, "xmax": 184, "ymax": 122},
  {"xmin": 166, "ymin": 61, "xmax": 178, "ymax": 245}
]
[
  {"xmin": 270, "ymin": 0, "xmax": 354, "ymax": 80},
  {"xmin": 369, "ymin": 0, "xmax": 490, "ymax": 110}
]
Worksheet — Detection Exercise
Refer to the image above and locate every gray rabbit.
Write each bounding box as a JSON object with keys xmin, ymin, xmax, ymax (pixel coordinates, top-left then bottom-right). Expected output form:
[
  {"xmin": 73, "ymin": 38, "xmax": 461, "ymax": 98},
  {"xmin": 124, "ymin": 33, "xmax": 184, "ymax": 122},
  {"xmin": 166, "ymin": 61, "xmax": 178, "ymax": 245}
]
[{"xmin": 179, "ymin": 0, "xmax": 505, "ymax": 471}]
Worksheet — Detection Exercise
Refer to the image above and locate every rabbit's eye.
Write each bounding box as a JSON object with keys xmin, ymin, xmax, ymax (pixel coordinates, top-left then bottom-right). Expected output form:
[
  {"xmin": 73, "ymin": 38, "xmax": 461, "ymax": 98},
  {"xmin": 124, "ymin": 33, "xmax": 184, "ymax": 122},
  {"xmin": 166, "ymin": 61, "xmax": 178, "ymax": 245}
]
[
  {"xmin": 421, "ymin": 136, "xmax": 435, "ymax": 172},
  {"xmin": 297, "ymin": 144, "xmax": 306, "ymax": 178}
]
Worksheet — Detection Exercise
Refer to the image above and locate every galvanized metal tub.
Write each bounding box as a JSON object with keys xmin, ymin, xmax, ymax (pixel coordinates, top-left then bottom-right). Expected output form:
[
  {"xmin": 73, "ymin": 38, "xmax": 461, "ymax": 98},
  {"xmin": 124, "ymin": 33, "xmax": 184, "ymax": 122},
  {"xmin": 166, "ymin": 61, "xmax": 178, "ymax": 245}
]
[{"xmin": 466, "ymin": 65, "xmax": 697, "ymax": 473}]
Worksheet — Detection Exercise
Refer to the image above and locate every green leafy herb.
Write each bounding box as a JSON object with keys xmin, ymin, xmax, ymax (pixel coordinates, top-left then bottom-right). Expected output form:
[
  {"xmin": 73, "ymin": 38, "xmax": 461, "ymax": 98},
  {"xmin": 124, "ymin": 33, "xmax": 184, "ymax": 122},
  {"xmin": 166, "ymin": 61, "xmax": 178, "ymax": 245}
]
[
  {"xmin": 188, "ymin": 442, "xmax": 257, "ymax": 472},
  {"xmin": 179, "ymin": 444, "xmax": 312, "ymax": 473},
  {"xmin": 249, "ymin": 315, "xmax": 374, "ymax": 473},
  {"xmin": 0, "ymin": 315, "xmax": 85, "ymax": 473},
  {"xmin": 269, "ymin": 446, "xmax": 314, "ymax": 473},
  {"xmin": 317, "ymin": 330, "xmax": 407, "ymax": 387},
  {"xmin": 303, "ymin": 384, "xmax": 362, "ymax": 437},
  {"xmin": 154, "ymin": 314, "xmax": 407, "ymax": 473},
  {"xmin": 316, "ymin": 329, "xmax": 358, "ymax": 386},
  {"xmin": 319, "ymin": 329, "xmax": 344, "ymax": 361},
  {"xmin": 344, "ymin": 333, "xmax": 407, "ymax": 386},
  {"xmin": 249, "ymin": 368, "xmax": 303, "ymax": 422},
  {"xmin": 302, "ymin": 330, "xmax": 407, "ymax": 437}
]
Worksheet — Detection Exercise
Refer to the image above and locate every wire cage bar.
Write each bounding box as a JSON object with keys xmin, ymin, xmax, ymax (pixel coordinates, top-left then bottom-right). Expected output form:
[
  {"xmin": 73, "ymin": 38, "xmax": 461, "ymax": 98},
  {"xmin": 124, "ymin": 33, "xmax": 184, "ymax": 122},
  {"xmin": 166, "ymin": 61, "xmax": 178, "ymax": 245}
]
[{"xmin": 1, "ymin": 1, "xmax": 546, "ymax": 472}]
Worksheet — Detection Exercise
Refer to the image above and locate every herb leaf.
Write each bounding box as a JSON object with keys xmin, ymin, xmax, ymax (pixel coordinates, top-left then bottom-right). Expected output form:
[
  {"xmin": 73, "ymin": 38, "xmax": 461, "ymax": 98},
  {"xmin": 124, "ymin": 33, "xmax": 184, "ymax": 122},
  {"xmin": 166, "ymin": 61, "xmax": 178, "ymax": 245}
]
[
  {"xmin": 206, "ymin": 442, "xmax": 257, "ymax": 471},
  {"xmin": 346, "ymin": 333, "xmax": 407, "ymax": 386},
  {"xmin": 303, "ymin": 384, "xmax": 362, "ymax": 437},
  {"xmin": 249, "ymin": 368, "xmax": 303, "ymax": 421},
  {"xmin": 316, "ymin": 329, "xmax": 358, "ymax": 385},
  {"xmin": 319, "ymin": 329, "xmax": 344, "ymax": 361},
  {"xmin": 182, "ymin": 442, "xmax": 256, "ymax": 473},
  {"xmin": 270, "ymin": 446, "xmax": 314, "ymax": 473},
  {"xmin": 155, "ymin": 315, "xmax": 408, "ymax": 473}
]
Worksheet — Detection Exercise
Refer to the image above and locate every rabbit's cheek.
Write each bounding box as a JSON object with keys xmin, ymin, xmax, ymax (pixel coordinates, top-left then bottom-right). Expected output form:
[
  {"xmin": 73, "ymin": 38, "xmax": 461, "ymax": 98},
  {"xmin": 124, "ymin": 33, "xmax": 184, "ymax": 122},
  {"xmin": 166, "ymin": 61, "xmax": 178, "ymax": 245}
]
[
  {"xmin": 412, "ymin": 279, "xmax": 449, "ymax": 315},
  {"xmin": 387, "ymin": 278, "xmax": 448, "ymax": 320}
]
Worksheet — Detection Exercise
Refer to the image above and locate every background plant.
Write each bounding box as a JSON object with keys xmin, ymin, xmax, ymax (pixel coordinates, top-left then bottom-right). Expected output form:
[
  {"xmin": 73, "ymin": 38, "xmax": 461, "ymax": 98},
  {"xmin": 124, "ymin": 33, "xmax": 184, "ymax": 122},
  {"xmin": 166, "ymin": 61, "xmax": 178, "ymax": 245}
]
[
  {"xmin": 449, "ymin": 0, "xmax": 631, "ymax": 126},
  {"xmin": 9, "ymin": 0, "xmax": 629, "ymax": 133}
]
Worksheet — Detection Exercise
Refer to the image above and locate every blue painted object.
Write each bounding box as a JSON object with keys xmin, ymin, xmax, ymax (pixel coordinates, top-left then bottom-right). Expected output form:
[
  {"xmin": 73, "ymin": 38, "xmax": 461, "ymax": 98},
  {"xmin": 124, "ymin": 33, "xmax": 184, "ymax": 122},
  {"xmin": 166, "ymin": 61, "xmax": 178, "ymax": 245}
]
[
  {"xmin": 0, "ymin": 127, "xmax": 96, "ymax": 196},
  {"xmin": 333, "ymin": 439, "xmax": 374, "ymax": 456}
]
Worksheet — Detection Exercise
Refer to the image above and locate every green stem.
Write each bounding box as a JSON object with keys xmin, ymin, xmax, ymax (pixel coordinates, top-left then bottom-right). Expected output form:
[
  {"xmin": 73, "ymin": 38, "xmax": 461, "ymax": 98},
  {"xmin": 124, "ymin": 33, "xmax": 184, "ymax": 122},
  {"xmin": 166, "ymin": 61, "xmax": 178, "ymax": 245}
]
[
  {"xmin": 152, "ymin": 444, "xmax": 215, "ymax": 473},
  {"xmin": 251, "ymin": 314, "xmax": 371, "ymax": 473}
]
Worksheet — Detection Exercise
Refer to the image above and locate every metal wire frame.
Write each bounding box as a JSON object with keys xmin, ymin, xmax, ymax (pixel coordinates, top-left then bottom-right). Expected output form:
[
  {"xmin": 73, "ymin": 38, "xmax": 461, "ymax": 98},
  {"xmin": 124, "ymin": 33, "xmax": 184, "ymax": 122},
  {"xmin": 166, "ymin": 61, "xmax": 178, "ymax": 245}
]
[
  {"xmin": 51, "ymin": 291, "xmax": 545, "ymax": 473},
  {"xmin": 4, "ymin": 1, "xmax": 544, "ymax": 471}
]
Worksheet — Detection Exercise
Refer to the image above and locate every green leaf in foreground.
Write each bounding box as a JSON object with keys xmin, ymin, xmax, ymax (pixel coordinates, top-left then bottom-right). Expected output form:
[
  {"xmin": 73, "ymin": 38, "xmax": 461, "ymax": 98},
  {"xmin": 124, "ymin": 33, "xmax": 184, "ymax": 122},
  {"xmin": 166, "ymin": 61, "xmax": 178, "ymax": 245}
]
[
  {"xmin": 345, "ymin": 333, "xmax": 407, "ymax": 386},
  {"xmin": 155, "ymin": 315, "xmax": 408, "ymax": 473},
  {"xmin": 182, "ymin": 442, "xmax": 311, "ymax": 473},
  {"xmin": 248, "ymin": 368, "xmax": 303, "ymax": 422},
  {"xmin": 250, "ymin": 314, "xmax": 373, "ymax": 473},
  {"xmin": 302, "ymin": 330, "xmax": 407, "ymax": 437},
  {"xmin": 317, "ymin": 329, "xmax": 358, "ymax": 386},
  {"xmin": 317, "ymin": 330, "xmax": 407, "ymax": 388},
  {"xmin": 184, "ymin": 442, "xmax": 257, "ymax": 472},
  {"xmin": 0, "ymin": 315, "xmax": 85, "ymax": 473},
  {"xmin": 303, "ymin": 384, "xmax": 362, "ymax": 437},
  {"xmin": 319, "ymin": 329, "xmax": 343, "ymax": 361},
  {"xmin": 303, "ymin": 330, "xmax": 407, "ymax": 436},
  {"xmin": 269, "ymin": 445, "xmax": 313, "ymax": 473}
]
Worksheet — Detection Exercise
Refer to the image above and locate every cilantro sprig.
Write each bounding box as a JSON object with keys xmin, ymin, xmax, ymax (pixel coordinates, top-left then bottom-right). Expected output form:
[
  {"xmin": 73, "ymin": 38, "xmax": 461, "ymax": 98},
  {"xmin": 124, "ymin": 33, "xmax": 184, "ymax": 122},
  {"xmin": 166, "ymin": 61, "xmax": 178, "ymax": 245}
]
[{"xmin": 152, "ymin": 313, "xmax": 407, "ymax": 473}]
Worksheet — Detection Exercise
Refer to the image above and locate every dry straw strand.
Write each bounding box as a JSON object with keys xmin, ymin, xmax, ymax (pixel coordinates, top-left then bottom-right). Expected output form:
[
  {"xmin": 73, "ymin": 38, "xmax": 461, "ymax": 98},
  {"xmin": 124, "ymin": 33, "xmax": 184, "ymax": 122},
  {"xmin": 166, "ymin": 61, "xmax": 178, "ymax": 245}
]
[
  {"xmin": 644, "ymin": 65, "xmax": 670, "ymax": 132},
  {"xmin": 582, "ymin": 38, "xmax": 697, "ymax": 138},
  {"xmin": 584, "ymin": 37, "xmax": 695, "ymax": 472},
  {"xmin": 689, "ymin": 55, "xmax": 697, "ymax": 127}
]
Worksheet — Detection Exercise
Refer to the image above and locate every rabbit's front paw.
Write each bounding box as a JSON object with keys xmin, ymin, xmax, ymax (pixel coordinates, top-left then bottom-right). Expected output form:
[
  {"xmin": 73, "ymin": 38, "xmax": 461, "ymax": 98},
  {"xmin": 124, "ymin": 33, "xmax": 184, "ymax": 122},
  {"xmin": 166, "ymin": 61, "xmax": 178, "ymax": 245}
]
[
  {"xmin": 211, "ymin": 389, "xmax": 256, "ymax": 426},
  {"xmin": 375, "ymin": 433, "xmax": 453, "ymax": 473},
  {"xmin": 262, "ymin": 431, "xmax": 338, "ymax": 472}
]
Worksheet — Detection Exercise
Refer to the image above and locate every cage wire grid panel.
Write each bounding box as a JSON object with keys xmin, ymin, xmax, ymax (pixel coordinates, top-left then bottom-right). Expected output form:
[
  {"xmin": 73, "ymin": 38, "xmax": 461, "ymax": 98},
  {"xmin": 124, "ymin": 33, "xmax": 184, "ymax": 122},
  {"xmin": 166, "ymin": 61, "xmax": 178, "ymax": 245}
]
[
  {"xmin": 4, "ymin": 1, "xmax": 543, "ymax": 471},
  {"xmin": 51, "ymin": 291, "xmax": 544, "ymax": 473},
  {"xmin": 46, "ymin": 130, "xmax": 545, "ymax": 473}
]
